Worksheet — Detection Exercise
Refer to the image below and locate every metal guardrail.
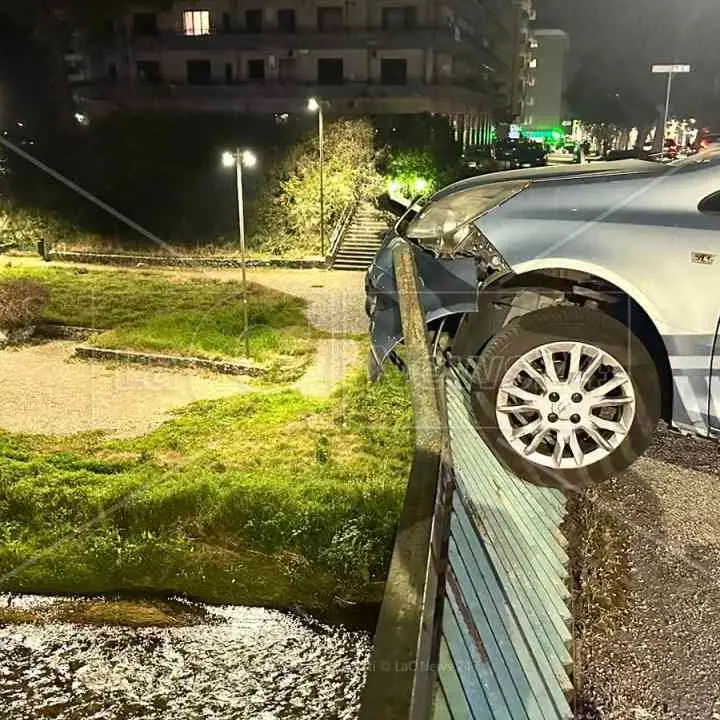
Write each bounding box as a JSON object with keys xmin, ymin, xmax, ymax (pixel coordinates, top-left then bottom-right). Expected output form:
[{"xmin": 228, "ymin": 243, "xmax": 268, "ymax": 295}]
[
  {"xmin": 360, "ymin": 242, "xmax": 573, "ymax": 720},
  {"xmin": 326, "ymin": 198, "xmax": 358, "ymax": 266}
]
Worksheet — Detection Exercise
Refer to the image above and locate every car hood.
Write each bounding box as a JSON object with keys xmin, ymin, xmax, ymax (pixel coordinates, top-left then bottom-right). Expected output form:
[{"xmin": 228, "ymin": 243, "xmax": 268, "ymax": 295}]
[{"xmin": 432, "ymin": 160, "xmax": 662, "ymax": 203}]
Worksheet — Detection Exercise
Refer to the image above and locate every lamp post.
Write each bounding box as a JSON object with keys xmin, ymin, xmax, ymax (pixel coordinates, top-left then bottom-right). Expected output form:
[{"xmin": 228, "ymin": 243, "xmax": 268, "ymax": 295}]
[
  {"xmin": 651, "ymin": 63, "xmax": 691, "ymax": 154},
  {"xmin": 307, "ymin": 97, "xmax": 326, "ymax": 257},
  {"xmin": 222, "ymin": 148, "xmax": 257, "ymax": 358}
]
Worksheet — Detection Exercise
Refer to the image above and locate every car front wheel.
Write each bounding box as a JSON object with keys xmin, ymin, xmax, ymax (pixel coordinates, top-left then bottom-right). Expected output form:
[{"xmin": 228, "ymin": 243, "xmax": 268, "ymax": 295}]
[{"xmin": 469, "ymin": 306, "xmax": 661, "ymax": 489}]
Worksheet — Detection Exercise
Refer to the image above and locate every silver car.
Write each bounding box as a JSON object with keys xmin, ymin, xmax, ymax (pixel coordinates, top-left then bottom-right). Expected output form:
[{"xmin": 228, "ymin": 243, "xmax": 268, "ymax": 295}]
[{"xmin": 367, "ymin": 156, "xmax": 720, "ymax": 488}]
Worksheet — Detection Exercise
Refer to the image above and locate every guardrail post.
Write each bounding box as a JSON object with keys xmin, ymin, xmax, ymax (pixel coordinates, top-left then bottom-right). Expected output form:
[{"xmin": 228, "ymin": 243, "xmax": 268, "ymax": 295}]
[{"xmin": 359, "ymin": 241, "xmax": 446, "ymax": 720}]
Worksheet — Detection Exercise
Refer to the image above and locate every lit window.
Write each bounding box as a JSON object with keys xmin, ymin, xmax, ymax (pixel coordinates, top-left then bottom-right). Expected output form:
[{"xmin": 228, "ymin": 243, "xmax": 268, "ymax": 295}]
[
  {"xmin": 529, "ymin": 58, "xmax": 537, "ymax": 69},
  {"xmin": 184, "ymin": 10, "xmax": 210, "ymax": 36}
]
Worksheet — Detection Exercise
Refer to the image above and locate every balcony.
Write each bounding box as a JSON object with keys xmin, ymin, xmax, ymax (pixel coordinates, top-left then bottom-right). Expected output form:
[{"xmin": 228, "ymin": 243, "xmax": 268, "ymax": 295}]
[
  {"xmin": 129, "ymin": 26, "xmax": 501, "ymax": 69},
  {"xmin": 76, "ymin": 79, "xmax": 495, "ymax": 116}
]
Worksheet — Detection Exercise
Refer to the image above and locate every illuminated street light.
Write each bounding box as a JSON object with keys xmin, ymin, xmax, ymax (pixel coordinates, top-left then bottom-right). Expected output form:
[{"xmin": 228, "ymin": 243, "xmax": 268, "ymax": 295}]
[
  {"xmin": 307, "ymin": 97, "xmax": 326, "ymax": 257},
  {"xmin": 221, "ymin": 148, "xmax": 258, "ymax": 357}
]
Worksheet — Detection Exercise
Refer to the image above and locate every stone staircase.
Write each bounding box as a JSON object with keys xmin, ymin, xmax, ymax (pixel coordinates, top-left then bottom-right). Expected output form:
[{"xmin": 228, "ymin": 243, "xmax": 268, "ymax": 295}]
[{"xmin": 330, "ymin": 201, "xmax": 390, "ymax": 271}]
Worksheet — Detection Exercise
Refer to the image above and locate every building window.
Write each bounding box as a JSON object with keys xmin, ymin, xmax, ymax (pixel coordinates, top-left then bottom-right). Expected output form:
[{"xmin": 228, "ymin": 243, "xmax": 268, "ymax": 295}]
[
  {"xmin": 224, "ymin": 62, "xmax": 233, "ymax": 83},
  {"xmin": 245, "ymin": 9, "xmax": 263, "ymax": 32},
  {"xmin": 279, "ymin": 58, "xmax": 297, "ymax": 82},
  {"xmin": 317, "ymin": 6, "xmax": 343, "ymax": 32},
  {"xmin": 381, "ymin": 58, "xmax": 407, "ymax": 85},
  {"xmin": 277, "ymin": 9, "xmax": 296, "ymax": 32},
  {"xmin": 186, "ymin": 59, "xmax": 212, "ymax": 84},
  {"xmin": 381, "ymin": 6, "xmax": 417, "ymax": 31},
  {"xmin": 317, "ymin": 58, "xmax": 344, "ymax": 84},
  {"xmin": 247, "ymin": 59, "xmax": 265, "ymax": 81},
  {"xmin": 108, "ymin": 62, "xmax": 118, "ymax": 82},
  {"xmin": 132, "ymin": 12, "xmax": 158, "ymax": 36},
  {"xmin": 529, "ymin": 58, "xmax": 537, "ymax": 69},
  {"xmin": 136, "ymin": 60, "xmax": 162, "ymax": 84},
  {"xmin": 222, "ymin": 12, "xmax": 232, "ymax": 31},
  {"xmin": 183, "ymin": 10, "xmax": 210, "ymax": 36}
]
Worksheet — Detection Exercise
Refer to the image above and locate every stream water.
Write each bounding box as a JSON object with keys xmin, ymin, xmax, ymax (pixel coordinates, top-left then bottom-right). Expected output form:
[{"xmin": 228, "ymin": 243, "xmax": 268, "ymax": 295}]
[{"xmin": 0, "ymin": 595, "xmax": 372, "ymax": 720}]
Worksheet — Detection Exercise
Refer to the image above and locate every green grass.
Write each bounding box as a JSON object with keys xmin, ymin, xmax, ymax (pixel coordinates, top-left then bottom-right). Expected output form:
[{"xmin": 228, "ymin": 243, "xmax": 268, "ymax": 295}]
[
  {"xmin": 0, "ymin": 369, "xmax": 413, "ymax": 610},
  {"xmin": 0, "ymin": 266, "xmax": 315, "ymax": 368}
]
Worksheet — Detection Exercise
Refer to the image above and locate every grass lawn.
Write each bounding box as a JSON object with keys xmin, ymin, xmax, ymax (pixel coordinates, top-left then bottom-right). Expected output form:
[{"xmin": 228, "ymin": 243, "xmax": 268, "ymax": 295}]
[
  {"xmin": 0, "ymin": 370, "xmax": 413, "ymax": 611},
  {"xmin": 0, "ymin": 266, "xmax": 316, "ymax": 374}
]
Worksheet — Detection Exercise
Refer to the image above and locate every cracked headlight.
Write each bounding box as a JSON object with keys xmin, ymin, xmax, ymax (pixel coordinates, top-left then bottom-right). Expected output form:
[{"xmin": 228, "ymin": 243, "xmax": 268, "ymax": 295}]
[{"xmin": 405, "ymin": 180, "xmax": 528, "ymax": 256}]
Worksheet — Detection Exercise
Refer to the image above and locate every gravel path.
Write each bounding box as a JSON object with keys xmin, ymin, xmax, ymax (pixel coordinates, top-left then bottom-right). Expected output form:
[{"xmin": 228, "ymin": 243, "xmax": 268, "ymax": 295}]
[
  {"xmin": 573, "ymin": 427, "xmax": 720, "ymax": 720},
  {"xmin": 0, "ymin": 261, "xmax": 365, "ymax": 436},
  {"xmin": 0, "ymin": 338, "xmax": 361, "ymax": 437},
  {"xmin": 0, "ymin": 341, "xmax": 253, "ymax": 437}
]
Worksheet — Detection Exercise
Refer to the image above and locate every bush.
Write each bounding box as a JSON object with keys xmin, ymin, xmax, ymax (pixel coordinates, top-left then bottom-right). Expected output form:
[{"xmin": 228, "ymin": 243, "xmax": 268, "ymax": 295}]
[
  {"xmin": 253, "ymin": 118, "xmax": 383, "ymax": 255},
  {"xmin": 0, "ymin": 279, "xmax": 48, "ymax": 329}
]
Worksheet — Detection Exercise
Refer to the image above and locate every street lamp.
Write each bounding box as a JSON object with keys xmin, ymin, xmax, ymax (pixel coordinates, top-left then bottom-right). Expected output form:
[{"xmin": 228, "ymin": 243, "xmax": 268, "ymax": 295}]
[
  {"xmin": 651, "ymin": 63, "xmax": 691, "ymax": 154},
  {"xmin": 221, "ymin": 148, "xmax": 257, "ymax": 357},
  {"xmin": 307, "ymin": 97, "xmax": 326, "ymax": 257}
]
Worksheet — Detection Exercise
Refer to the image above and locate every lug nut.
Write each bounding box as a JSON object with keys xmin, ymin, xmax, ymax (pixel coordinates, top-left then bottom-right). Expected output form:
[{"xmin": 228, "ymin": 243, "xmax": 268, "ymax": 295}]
[
  {"xmin": 549, "ymin": 392, "xmax": 560, "ymax": 402},
  {"xmin": 548, "ymin": 413, "xmax": 559, "ymax": 423},
  {"xmin": 572, "ymin": 393, "xmax": 583, "ymax": 403},
  {"xmin": 570, "ymin": 414, "xmax": 581, "ymax": 424}
]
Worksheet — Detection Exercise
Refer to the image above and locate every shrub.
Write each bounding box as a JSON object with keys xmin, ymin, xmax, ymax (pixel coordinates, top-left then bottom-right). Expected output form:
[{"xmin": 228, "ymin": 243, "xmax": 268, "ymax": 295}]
[{"xmin": 0, "ymin": 279, "xmax": 48, "ymax": 329}]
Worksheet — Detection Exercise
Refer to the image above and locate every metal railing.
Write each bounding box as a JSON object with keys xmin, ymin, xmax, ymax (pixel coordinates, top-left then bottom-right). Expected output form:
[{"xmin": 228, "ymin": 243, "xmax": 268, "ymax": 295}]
[
  {"xmin": 359, "ymin": 242, "xmax": 574, "ymax": 720},
  {"xmin": 358, "ymin": 243, "xmax": 453, "ymax": 720},
  {"xmin": 326, "ymin": 198, "xmax": 358, "ymax": 266}
]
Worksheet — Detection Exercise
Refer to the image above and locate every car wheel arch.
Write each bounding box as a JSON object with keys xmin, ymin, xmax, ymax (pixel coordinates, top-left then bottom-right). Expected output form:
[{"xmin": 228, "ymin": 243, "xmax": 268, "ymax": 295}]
[{"xmin": 451, "ymin": 266, "xmax": 674, "ymax": 423}]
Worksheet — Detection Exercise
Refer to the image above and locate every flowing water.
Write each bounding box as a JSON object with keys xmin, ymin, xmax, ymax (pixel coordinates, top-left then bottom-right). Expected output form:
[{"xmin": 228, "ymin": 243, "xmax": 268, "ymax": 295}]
[{"xmin": 0, "ymin": 595, "xmax": 372, "ymax": 720}]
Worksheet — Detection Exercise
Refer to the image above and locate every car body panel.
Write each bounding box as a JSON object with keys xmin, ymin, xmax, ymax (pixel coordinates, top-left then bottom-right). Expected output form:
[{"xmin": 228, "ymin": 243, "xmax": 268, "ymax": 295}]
[
  {"xmin": 366, "ymin": 157, "xmax": 720, "ymax": 438},
  {"xmin": 712, "ymin": 317, "xmax": 720, "ymax": 433},
  {"xmin": 366, "ymin": 238, "xmax": 476, "ymax": 375}
]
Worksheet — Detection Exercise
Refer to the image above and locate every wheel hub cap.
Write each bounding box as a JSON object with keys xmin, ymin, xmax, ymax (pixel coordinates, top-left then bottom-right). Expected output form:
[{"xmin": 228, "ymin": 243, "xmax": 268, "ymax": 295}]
[{"xmin": 495, "ymin": 341, "xmax": 637, "ymax": 470}]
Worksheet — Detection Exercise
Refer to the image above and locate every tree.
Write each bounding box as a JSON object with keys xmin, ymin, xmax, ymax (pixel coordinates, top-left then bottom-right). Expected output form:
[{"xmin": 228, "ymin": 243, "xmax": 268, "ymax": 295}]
[{"xmin": 254, "ymin": 119, "xmax": 382, "ymax": 255}]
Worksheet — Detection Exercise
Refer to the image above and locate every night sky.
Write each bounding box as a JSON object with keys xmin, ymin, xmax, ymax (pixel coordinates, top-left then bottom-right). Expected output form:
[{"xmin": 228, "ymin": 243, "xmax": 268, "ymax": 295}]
[{"xmin": 539, "ymin": 0, "xmax": 720, "ymax": 123}]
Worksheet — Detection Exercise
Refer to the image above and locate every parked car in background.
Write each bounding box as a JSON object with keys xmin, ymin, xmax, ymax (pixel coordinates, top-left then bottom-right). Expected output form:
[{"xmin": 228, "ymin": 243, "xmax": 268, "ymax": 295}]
[
  {"xmin": 367, "ymin": 156, "xmax": 720, "ymax": 488},
  {"xmin": 491, "ymin": 139, "xmax": 548, "ymax": 169}
]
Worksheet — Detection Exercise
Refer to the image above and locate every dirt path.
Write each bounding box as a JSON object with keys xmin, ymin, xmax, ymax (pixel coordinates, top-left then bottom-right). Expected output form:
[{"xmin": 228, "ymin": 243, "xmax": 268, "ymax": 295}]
[
  {"xmin": 0, "ymin": 341, "xmax": 254, "ymax": 437},
  {"xmin": 0, "ymin": 338, "xmax": 361, "ymax": 437}
]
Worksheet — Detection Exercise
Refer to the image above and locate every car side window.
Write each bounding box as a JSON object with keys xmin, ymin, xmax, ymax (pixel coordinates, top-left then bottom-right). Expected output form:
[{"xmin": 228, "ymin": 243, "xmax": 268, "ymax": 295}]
[{"xmin": 699, "ymin": 191, "xmax": 720, "ymax": 214}]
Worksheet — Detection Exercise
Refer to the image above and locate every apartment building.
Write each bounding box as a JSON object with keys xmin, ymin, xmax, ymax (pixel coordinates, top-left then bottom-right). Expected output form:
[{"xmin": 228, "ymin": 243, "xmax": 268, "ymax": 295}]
[
  {"xmin": 70, "ymin": 0, "xmax": 530, "ymax": 145},
  {"xmin": 522, "ymin": 28, "xmax": 569, "ymax": 130}
]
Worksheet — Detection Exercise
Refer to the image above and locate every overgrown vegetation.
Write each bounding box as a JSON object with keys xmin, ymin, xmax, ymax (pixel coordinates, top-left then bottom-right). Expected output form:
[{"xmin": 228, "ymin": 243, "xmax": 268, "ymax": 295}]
[
  {"xmin": 0, "ymin": 278, "xmax": 47, "ymax": 329},
  {"xmin": 253, "ymin": 118, "xmax": 383, "ymax": 255},
  {"xmin": 0, "ymin": 369, "xmax": 413, "ymax": 610},
  {"xmin": 0, "ymin": 265, "xmax": 315, "ymax": 370},
  {"xmin": 0, "ymin": 113, "xmax": 461, "ymax": 257}
]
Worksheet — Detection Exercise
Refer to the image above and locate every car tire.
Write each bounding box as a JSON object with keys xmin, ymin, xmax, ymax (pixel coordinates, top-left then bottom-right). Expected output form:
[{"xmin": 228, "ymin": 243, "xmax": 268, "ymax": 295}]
[{"xmin": 469, "ymin": 305, "xmax": 661, "ymax": 490}]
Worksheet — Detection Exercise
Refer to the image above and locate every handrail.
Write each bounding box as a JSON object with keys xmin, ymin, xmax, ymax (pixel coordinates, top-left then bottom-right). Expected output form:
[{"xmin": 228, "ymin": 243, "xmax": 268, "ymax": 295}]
[
  {"xmin": 358, "ymin": 243, "xmax": 574, "ymax": 719},
  {"xmin": 358, "ymin": 242, "xmax": 453, "ymax": 720},
  {"xmin": 326, "ymin": 197, "xmax": 358, "ymax": 265}
]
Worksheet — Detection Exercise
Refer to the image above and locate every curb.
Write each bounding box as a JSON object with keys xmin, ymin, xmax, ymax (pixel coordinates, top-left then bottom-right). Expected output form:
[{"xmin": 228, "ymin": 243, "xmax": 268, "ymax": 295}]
[
  {"xmin": 48, "ymin": 251, "xmax": 327, "ymax": 270},
  {"xmin": 73, "ymin": 346, "xmax": 265, "ymax": 377}
]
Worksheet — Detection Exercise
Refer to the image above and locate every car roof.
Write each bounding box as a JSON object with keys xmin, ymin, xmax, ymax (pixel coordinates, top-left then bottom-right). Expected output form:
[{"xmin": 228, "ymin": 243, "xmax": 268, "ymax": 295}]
[{"xmin": 434, "ymin": 160, "xmax": 663, "ymax": 199}]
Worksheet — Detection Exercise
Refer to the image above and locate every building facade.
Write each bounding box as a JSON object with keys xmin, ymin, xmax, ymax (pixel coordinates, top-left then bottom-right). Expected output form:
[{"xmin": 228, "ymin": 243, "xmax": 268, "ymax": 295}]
[
  {"xmin": 69, "ymin": 0, "xmax": 530, "ymax": 146},
  {"xmin": 522, "ymin": 28, "xmax": 569, "ymax": 131}
]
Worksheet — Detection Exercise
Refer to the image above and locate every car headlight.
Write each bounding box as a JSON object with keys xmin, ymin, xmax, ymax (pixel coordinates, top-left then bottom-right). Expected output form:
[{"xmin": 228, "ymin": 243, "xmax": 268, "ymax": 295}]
[{"xmin": 405, "ymin": 180, "xmax": 527, "ymax": 256}]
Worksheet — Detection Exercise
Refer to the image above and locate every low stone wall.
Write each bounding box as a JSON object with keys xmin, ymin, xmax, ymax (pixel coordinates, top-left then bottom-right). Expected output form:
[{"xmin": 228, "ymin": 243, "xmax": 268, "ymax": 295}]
[
  {"xmin": 74, "ymin": 346, "xmax": 265, "ymax": 377},
  {"xmin": 48, "ymin": 250, "xmax": 327, "ymax": 270},
  {"xmin": 36, "ymin": 324, "xmax": 102, "ymax": 341}
]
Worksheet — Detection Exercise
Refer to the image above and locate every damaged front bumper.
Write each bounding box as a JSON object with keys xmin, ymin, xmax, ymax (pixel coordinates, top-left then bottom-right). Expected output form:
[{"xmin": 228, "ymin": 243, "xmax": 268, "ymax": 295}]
[{"xmin": 365, "ymin": 237, "xmax": 478, "ymax": 379}]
